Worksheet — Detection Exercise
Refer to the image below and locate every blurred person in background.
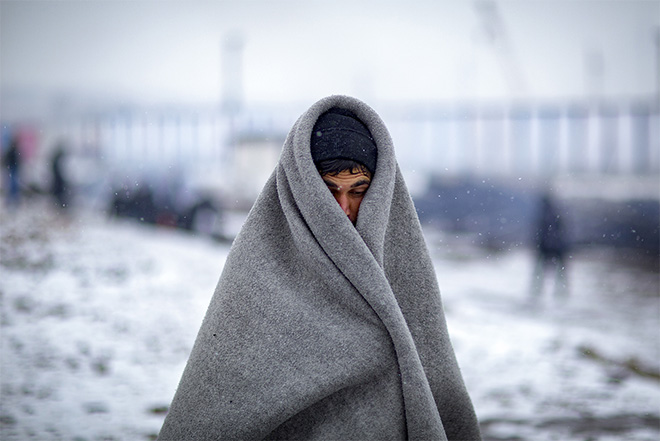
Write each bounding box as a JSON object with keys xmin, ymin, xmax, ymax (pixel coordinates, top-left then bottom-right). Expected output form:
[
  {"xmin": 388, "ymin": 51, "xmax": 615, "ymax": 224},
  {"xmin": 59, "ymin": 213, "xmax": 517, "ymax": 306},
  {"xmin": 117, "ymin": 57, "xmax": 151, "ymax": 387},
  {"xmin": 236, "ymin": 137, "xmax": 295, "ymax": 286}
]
[
  {"xmin": 158, "ymin": 95, "xmax": 481, "ymax": 440},
  {"xmin": 530, "ymin": 192, "xmax": 569, "ymax": 300},
  {"xmin": 2, "ymin": 135, "xmax": 22, "ymax": 208},
  {"xmin": 50, "ymin": 143, "xmax": 70, "ymax": 211}
]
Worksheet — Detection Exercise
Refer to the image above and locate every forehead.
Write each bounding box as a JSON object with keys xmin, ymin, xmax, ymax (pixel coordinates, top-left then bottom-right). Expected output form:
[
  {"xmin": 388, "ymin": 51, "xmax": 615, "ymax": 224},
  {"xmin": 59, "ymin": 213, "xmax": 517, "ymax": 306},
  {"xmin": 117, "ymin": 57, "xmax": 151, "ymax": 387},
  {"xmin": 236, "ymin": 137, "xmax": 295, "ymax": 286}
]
[{"xmin": 321, "ymin": 169, "xmax": 371, "ymax": 186}]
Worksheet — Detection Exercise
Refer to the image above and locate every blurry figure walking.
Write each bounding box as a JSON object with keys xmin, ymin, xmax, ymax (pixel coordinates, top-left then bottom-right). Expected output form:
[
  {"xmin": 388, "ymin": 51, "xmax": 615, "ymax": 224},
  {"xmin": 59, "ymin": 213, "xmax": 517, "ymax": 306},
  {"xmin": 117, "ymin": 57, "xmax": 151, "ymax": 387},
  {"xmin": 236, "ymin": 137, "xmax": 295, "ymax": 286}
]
[
  {"xmin": 530, "ymin": 193, "xmax": 569, "ymax": 300},
  {"xmin": 2, "ymin": 135, "xmax": 22, "ymax": 208},
  {"xmin": 51, "ymin": 144, "xmax": 70, "ymax": 210}
]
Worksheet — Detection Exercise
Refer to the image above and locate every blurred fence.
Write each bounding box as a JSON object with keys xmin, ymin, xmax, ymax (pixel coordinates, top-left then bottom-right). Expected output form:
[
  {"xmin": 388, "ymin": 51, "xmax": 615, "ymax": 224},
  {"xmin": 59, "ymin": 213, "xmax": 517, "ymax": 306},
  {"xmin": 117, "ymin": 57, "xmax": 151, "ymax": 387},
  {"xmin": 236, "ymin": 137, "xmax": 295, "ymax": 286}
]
[
  {"xmin": 2, "ymin": 96, "xmax": 658, "ymax": 254},
  {"xmin": 22, "ymin": 97, "xmax": 657, "ymax": 183},
  {"xmin": 11, "ymin": 98, "xmax": 660, "ymax": 176},
  {"xmin": 386, "ymin": 98, "xmax": 659, "ymax": 179}
]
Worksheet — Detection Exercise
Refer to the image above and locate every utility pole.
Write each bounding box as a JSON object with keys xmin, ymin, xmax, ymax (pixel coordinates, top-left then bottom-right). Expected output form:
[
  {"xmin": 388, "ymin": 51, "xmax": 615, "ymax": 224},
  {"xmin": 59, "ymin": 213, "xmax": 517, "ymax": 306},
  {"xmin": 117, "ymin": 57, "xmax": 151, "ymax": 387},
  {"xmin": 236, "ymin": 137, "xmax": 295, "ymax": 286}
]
[
  {"xmin": 584, "ymin": 47, "xmax": 604, "ymax": 102},
  {"xmin": 220, "ymin": 31, "xmax": 245, "ymax": 197},
  {"xmin": 473, "ymin": 0, "xmax": 527, "ymax": 97},
  {"xmin": 655, "ymin": 26, "xmax": 660, "ymax": 103},
  {"xmin": 221, "ymin": 31, "xmax": 245, "ymax": 116}
]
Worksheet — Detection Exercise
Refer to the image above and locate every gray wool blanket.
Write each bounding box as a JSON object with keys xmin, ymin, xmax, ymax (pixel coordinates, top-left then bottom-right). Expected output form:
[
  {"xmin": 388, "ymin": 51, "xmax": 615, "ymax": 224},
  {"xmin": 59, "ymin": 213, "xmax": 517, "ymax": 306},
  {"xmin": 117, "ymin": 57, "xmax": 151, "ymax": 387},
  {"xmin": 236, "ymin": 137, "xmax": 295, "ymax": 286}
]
[{"xmin": 158, "ymin": 95, "xmax": 481, "ymax": 440}]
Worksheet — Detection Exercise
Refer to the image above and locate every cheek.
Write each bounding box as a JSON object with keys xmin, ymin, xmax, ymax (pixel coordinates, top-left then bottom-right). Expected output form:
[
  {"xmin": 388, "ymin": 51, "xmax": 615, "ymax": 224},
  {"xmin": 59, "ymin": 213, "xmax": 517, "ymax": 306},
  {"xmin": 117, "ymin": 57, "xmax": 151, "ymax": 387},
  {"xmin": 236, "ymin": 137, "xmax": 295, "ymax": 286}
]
[{"xmin": 352, "ymin": 196, "xmax": 365, "ymax": 210}]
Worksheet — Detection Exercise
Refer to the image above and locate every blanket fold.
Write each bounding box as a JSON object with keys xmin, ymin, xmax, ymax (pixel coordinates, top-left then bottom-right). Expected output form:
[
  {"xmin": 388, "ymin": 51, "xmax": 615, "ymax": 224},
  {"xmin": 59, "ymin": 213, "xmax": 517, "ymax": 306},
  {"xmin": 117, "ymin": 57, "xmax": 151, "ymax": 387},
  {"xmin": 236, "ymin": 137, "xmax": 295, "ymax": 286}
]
[{"xmin": 158, "ymin": 95, "xmax": 481, "ymax": 440}]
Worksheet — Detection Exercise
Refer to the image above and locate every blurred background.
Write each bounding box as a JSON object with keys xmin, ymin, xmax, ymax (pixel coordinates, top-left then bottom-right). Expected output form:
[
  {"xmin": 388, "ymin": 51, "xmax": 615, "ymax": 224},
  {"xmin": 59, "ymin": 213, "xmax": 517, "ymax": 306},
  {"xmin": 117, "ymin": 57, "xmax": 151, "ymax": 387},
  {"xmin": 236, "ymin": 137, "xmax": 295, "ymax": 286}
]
[
  {"xmin": 1, "ymin": 1, "xmax": 659, "ymax": 440},
  {"xmin": 2, "ymin": 0, "xmax": 658, "ymax": 246}
]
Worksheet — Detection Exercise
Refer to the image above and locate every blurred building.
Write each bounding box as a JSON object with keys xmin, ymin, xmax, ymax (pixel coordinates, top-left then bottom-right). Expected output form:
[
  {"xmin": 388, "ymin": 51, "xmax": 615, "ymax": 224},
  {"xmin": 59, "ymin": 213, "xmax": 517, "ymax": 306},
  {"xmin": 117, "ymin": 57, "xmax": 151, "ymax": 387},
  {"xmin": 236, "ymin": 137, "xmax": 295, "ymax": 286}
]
[
  {"xmin": 1, "ymin": 94, "xmax": 658, "ymax": 253},
  {"xmin": 228, "ymin": 130, "xmax": 286, "ymax": 208},
  {"xmin": 384, "ymin": 98, "xmax": 659, "ymax": 180}
]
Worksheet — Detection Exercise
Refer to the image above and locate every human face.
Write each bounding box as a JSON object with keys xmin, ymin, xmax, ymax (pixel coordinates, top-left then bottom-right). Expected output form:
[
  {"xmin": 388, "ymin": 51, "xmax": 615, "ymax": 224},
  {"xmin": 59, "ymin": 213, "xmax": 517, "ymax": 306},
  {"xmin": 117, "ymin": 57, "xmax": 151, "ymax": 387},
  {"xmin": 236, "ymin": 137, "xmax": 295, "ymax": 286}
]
[{"xmin": 321, "ymin": 169, "xmax": 372, "ymax": 225}]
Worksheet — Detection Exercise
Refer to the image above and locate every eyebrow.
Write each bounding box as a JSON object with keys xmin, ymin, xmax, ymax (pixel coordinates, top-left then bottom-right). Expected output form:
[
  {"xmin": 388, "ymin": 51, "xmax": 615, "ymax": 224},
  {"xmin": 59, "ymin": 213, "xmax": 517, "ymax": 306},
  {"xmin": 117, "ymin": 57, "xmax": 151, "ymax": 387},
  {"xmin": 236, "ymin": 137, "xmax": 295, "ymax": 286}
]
[
  {"xmin": 322, "ymin": 178, "xmax": 371, "ymax": 189},
  {"xmin": 350, "ymin": 179, "xmax": 371, "ymax": 188}
]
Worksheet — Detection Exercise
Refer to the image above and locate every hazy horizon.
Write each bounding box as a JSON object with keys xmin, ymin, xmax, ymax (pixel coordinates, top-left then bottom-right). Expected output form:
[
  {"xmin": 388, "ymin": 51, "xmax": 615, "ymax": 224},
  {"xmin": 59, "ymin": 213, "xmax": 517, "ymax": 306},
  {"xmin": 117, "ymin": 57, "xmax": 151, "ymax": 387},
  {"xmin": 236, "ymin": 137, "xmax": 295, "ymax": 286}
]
[{"xmin": 1, "ymin": 0, "xmax": 658, "ymax": 118}]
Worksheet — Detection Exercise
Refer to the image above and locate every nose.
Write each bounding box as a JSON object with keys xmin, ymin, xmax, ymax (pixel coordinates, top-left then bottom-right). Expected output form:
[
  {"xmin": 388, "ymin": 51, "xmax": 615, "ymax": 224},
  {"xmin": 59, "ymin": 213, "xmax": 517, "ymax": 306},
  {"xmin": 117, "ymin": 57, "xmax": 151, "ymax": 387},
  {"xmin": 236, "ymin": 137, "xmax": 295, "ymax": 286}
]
[{"xmin": 335, "ymin": 194, "xmax": 351, "ymax": 216}]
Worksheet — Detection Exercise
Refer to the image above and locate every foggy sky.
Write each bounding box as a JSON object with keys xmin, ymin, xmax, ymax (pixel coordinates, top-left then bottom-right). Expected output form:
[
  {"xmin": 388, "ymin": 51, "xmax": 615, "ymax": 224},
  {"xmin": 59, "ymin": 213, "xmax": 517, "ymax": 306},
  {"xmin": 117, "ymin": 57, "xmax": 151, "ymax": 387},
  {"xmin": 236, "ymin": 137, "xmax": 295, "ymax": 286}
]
[{"xmin": 1, "ymin": 0, "xmax": 658, "ymax": 108}]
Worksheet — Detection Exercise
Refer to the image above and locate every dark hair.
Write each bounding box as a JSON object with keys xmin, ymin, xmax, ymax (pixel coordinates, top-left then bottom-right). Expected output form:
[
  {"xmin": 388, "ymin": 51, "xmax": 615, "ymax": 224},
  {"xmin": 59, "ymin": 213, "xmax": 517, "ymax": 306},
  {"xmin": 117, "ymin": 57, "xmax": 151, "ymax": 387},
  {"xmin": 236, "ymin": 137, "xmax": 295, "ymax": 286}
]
[{"xmin": 315, "ymin": 158, "xmax": 371, "ymax": 177}]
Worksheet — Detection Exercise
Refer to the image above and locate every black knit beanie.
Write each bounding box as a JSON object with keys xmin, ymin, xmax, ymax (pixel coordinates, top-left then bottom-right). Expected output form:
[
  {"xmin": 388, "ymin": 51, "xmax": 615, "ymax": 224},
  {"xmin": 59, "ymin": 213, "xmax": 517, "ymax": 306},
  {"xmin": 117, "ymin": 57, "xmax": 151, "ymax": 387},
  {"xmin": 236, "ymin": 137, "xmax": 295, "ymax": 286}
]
[{"xmin": 311, "ymin": 107, "xmax": 377, "ymax": 175}]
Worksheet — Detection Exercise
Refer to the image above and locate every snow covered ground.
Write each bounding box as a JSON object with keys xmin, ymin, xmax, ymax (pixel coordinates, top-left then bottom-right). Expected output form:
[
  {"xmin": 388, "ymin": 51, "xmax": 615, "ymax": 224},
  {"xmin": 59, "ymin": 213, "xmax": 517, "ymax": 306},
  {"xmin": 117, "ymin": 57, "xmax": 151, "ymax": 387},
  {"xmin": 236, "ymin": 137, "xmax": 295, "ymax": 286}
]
[{"xmin": 1, "ymin": 201, "xmax": 658, "ymax": 441}]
